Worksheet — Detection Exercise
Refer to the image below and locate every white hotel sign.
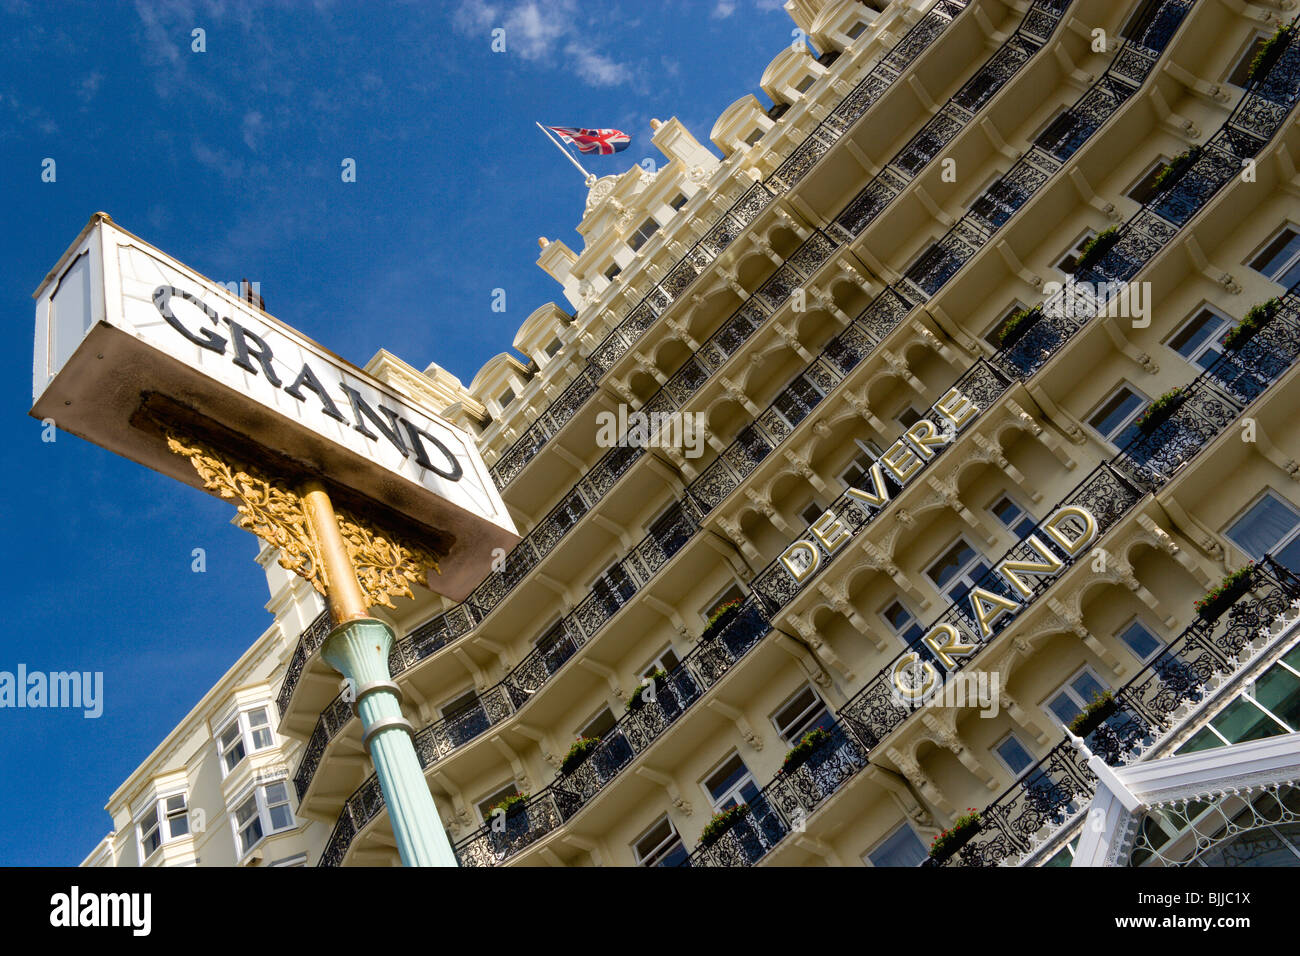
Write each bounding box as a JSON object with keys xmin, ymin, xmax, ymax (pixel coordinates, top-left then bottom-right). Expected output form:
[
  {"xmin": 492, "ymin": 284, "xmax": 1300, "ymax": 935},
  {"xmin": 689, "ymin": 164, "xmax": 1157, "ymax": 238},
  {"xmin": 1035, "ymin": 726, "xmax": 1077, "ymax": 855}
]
[{"xmin": 30, "ymin": 214, "xmax": 518, "ymax": 601}]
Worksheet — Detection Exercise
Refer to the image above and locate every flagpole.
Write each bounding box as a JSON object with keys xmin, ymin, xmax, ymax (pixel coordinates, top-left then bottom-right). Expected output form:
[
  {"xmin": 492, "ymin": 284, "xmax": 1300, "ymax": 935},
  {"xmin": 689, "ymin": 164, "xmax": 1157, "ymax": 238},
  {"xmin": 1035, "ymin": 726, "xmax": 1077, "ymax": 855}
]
[{"xmin": 536, "ymin": 122, "xmax": 597, "ymax": 186}]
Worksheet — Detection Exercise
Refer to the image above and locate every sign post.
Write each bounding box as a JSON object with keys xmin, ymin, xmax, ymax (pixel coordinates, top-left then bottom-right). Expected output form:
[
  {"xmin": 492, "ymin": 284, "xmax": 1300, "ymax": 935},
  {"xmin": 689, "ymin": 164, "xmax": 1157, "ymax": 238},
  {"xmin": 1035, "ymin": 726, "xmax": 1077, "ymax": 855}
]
[{"xmin": 31, "ymin": 213, "xmax": 520, "ymax": 866}]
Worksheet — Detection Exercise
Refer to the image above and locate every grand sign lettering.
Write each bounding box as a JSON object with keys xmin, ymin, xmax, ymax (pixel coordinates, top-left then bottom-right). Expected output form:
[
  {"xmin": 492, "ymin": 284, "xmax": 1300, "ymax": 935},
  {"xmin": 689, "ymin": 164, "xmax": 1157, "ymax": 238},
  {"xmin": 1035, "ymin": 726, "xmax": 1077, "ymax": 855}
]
[{"xmin": 30, "ymin": 214, "xmax": 518, "ymax": 601}]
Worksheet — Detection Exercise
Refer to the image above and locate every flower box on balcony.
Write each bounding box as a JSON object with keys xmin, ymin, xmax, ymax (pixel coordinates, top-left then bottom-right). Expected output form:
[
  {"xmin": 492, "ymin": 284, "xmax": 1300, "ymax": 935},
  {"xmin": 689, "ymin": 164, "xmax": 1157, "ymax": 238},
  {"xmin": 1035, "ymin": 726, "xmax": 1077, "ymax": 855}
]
[
  {"xmin": 560, "ymin": 737, "xmax": 602, "ymax": 775},
  {"xmin": 1074, "ymin": 227, "xmax": 1120, "ymax": 272},
  {"xmin": 701, "ymin": 599, "xmax": 744, "ymax": 642},
  {"xmin": 1133, "ymin": 388, "xmax": 1188, "ymax": 435},
  {"xmin": 1223, "ymin": 299, "xmax": 1281, "ymax": 352},
  {"xmin": 929, "ymin": 809, "xmax": 981, "ymax": 863},
  {"xmin": 781, "ymin": 728, "xmax": 834, "ymax": 774},
  {"xmin": 1067, "ymin": 691, "xmax": 1117, "ymax": 738},
  {"xmin": 486, "ymin": 793, "xmax": 530, "ymax": 821},
  {"xmin": 1151, "ymin": 147, "xmax": 1202, "ymax": 194},
  {"xmin": 700, "ymin": 804, "xmax": 750, "ymax": 847},
  {"xmin": 997, "ymin": 307, "xmax": 1043, "ymax": 348},
  {"xmin": 626, "ymin": 669, "xmax": 669, "ymax": 711},
  {"xmin": 1249, "ymin": 26, "xmax": 1294, "ymax": 86},
  {"xmin": 1195, "ymin": 563, "xmax": 1255, "ymax": 621}
]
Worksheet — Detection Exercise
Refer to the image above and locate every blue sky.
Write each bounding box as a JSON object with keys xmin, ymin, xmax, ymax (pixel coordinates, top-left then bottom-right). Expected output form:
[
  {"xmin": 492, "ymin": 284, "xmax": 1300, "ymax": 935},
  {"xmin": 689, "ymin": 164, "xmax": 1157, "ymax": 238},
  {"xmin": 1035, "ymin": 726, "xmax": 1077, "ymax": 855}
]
[{"xmin": 0, "ymin": 0, "xmax": 794, "ymax": 864}]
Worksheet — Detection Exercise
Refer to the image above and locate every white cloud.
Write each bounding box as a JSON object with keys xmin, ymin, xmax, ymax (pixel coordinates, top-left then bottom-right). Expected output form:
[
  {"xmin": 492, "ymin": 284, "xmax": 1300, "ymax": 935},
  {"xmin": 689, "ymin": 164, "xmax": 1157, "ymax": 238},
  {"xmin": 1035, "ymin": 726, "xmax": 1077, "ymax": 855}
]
[
  {"xmin": 712, "ymin": 1, "xmax": 736, "ymax": 18},
  {"xmin": 564, "ymin": 44, "xmax": 630, "ymax": 87},
  {"xmin": 241, "ymin": 110, "xmax": 265, "ymax": 151},
  {"xmin": 77, "ymin": 71, "xmax": 103, "ymax": 103},
  {"xmin": 453, "ymin": 0, "xmax": 630, "ymax": 85}
]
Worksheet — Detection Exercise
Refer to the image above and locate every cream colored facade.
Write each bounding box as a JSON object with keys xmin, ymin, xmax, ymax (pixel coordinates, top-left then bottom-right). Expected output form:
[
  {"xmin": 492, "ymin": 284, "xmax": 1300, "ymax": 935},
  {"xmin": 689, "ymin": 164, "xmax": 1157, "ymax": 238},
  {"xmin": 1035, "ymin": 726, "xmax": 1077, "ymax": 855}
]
[
  {"xmin": 93, "ymin": 0, "xmax": 1300, "ymax": 868},
  {"xmin": 83, "ymin": 539, "xmax": 329, "ymax": 867}
]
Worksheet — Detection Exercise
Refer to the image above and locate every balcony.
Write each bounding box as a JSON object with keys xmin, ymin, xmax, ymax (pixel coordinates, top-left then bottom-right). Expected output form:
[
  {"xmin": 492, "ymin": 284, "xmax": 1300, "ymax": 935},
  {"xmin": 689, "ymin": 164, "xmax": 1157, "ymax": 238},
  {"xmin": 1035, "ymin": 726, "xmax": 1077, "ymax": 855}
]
[{"xmin": 488, "ymin": 0, "xmax": 975, "ymax": 492}]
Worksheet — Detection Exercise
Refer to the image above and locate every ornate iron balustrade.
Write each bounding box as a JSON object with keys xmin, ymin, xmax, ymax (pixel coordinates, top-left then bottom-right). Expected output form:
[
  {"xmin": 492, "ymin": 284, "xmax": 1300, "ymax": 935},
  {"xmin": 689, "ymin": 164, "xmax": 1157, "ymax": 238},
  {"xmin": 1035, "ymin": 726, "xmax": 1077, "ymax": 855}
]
[
  {"xmin": 451, "ymin": 600, "xmax": 775, "ymax": 866},
  {"xmin": 489, "ymin": 0, "xmax": 974, "ymax": 490},
  {"xmin": 1113, "ymin": 288, "xmax": 1300, "ymax": 487},
  {"xmin": 831, "ymin": 0, "xmax": 1075, "ymax": 243},
  {"xmin": 674, "ymin": 287, "xmax": 1300, "ymax": 867},
  {"xmin": 310, "ymin": 0, "xmax": 1226, "ymax": 863},
  {"xmin": 283, "ymin": 0, "xmax": 1061, "ymax": 724},
  {"xmin": 297, "ymin": 496, "xmax": 708, "ymax": 800},
  {"xmin": 933, "ymin": 557, "xmax": 1300, "ymax": 866},
  {"xmin": 275, "ymin": 610, "xmax": 331, "ymax": 719}
]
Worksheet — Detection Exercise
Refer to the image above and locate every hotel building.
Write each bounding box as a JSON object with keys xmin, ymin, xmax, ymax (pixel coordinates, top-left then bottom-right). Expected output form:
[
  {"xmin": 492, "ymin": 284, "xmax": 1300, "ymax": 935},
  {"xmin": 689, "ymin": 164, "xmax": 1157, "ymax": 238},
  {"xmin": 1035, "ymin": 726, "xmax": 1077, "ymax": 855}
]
[{"xmin": 91, "ymin": 0, "xmax": 1300, "ymax": 868}]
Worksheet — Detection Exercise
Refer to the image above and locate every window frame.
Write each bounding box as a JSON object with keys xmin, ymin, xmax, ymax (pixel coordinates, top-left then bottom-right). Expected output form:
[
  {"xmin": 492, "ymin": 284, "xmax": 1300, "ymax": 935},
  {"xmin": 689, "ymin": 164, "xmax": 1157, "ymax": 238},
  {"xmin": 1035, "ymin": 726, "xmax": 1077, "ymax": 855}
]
[
  {"xmin": 863, "ymin": 822, "xmax": 928, "ymax": 867},
  {"xmin": 771, "ymin": 684, "xmax": 832, "ymax": 746},
  {"xmin": 1055, "ymin": 229, "xmax": 1097, "ymax": 276},
  {"xmin": 925, "ymin": 536, "xmax": 992, "ymax": 603},
  {"xmin": 1224, "ymin": 490, "xmax": 1300, "ymax": 565},
  {"xmin": 1116, "ymin": 615, "xmax": 1164, "ymax": 663},
  {"xmin": 992, "ymin": 731, "xmax": 1035, "ymax": 777},
  {"xmin": 702, "ymin": 751, "xmax": 760, "ymax": 811},
  {"xmin": 1043, "ymin": 664, "xmax": 1110, "ymax": 729},
  {"xmin": 1164, "ymin": 305, "xmax": 1231, "ymax": 371},
  {"xmin": 229, "ymin": 781, "xmax": 294, "ymax": 859},
  {"xmin": 1086, "ymin": 382, "xmax": 1150, "ymax": 447},
  {"xmin": 215, "ymin": 704, "xmax": 276, "ymax": 777},
  {"xmin": 988, "ymin": 492, "xmax": 1037, "ymax": 540},
  {"xmin": 1248, "ymin": 223, "xmax": 1300, "ymax": 288},
  {"xmin": 633, "ymin": 813, "xmax": 688, "ymax": 866}
]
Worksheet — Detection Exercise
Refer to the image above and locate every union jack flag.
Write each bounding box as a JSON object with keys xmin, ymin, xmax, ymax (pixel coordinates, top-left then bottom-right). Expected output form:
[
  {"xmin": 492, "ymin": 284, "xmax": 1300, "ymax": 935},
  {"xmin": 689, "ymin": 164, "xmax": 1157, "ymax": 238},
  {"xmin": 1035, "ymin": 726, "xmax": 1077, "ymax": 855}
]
[{"xmin": 546, "ymin": 126, "xmax": 631, "ymax": 155}]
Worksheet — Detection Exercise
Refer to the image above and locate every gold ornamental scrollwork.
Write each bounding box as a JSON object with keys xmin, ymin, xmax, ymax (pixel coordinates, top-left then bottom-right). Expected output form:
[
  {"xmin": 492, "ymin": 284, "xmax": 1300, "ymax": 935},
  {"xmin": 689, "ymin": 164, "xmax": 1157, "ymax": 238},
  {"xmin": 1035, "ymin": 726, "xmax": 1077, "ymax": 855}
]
[
  {"xmin": 164, "ymin": 429, "xmax": 441, "ymax": 609},
  {"xmin": 165, "ymin": 430, "xmax": 323, "ymax": 590}
]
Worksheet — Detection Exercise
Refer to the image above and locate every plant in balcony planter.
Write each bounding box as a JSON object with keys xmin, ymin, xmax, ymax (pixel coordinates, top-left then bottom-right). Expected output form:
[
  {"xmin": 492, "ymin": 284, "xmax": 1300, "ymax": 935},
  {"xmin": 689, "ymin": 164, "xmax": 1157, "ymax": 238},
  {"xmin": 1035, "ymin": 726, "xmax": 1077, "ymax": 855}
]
[
  {"xmin": 626, "ymin": 669, "xmax": 669, "ymax": 711},
  {"xmin": 700, "ymin": 804, "xmax": 751, "ymax": 846},
  {"xmin": 1067, "ymin": 690, "xmax": 1117, "ymax": 738},
  {"xmin": 486, "ymin": 792, "xmax": 530, "ymax": 821},
  {"xmin": 1195, "ymin": 563, "xmax": 1256, "ymax": 620},
  {"xmin": 1132, "ymin": 387, "xmax": 1188, "ymax": 435},
  {"xmin": 928, "ymin": 808, "xmax": 981, "ymax": 861},
  {"xmin": 1074, "ymin": 227, "xmax": 1120, "ymax": 272},
  {"xmin": 997, "ymin": 307, "xmax": 1043, "ymax": 348},
  {"xmin": 781, "ymin": 728, "xmax": 835, "ymax": 773},
  {"xmin": 701, "ymin": 599, "xmax": 744, "ymax": 642},
  {"xmin": 1151, "ymin": 146, "xmax": 1202, "ymax": 194},
  {"xmin": 560, "ymin": 737, "xmax": 602, "ymax": 775},
  {"xmin": 1249, "ymin": 25, "xmax": 1294, "ymax": 85},
  {"xmin": 1223, "ymin": 299, "xmax": 1282, "ymax": 352}
]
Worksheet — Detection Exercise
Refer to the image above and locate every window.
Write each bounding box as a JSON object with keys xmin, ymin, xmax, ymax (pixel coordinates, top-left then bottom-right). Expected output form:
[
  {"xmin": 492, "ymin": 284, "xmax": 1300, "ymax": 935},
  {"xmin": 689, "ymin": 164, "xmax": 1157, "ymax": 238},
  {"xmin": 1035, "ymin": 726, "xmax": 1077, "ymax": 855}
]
[
  {"xmin": 794, "ymin": 74, "xmax": 815, "ymax": 94},
  {"xmin": 703, "ymin": 584, "xmax": 745, "ymax": 622},
  {"xmin": 986, "ymin": 303, "xmax": 1029, "ymax": 349},
  {"xmin": 743, "ymin": 128, "xmax": 765, "ymax": 147},
  {"xmin": 1087, "ymin": 384, "xmax": 1148, "ymax": 446},
  {"xmin": 926, "ymin": 538, "xmax": 991, "ymax": 603},
  {"xmin": 232, "ymin": 782, "xmax": 295, "ymax": 856},
  {"xmin": 1045, "ymin": 667, "xmax": 1109, "ymax": 728},
  {"xmin": 628, "ymin": 217, "xmax": 660, "ymax": 252},
  {"xmin": 441, "ymin": 687, "xmax": 489, "ymax": 746},
  {"xmin": 1126, "ymin": 158, "xmax": 1169, "ymax": 205},
  {"xmin": 846, "ymin": 21, "xmax": 867, "ymax": 40},
  {"xmin": 544, "ymin": 337, "xmax": 563, "ymax": 358},
  {"xmin": 216, "ymin": 706, "xmax": 275, "ymax": 775},
  {"xmin": 1250, "ymin": 225, "xmax": 1300, "ymax": 289},
  {"xmin": 634, "ymin": 815, "xmax": 688, "ymax": 866},
  {"xmin": 1118, "ymin": 618, "xmax": 1162, "ymax": 662},
  {"xmin": 1166, "ymin": 307, "xmax": 1230, "ymax": 371},
  {"xmin": 1056, "ymin": 231, "xmax": 1096, "ymax": 275},
  {"xmin": 800, "ymin": 500, "xmax": 826, "ymax": 526},
  {"xmin": 840, "ymin": 439, "xmax": 883, "ymax": 488},
  {"xmin": 593, "ymin": 562, "xmax": 635, "ymax": 612},
  {"xmin": 669, "ymin": 192, "xmax": 688, "ymax": 211},
  {"xmin": 442, "ymin": 688, "xmax": 480, "ymax": 720},
  {"xmin": 476, "ymin": 782, "xmax": 519, "ymax": 824},
  {"xmin": 1226, "ymin": 492, "xmax": 1300, "ymax": 571},
  {"xmin": 772, "ymin": 685, "xmax": 833, "ymax": 745},
  {"xmin": 865, "ymin": 824, "xmax": 928, "ymax": 867},
  {"xmin": 897, "ymin": 406, "xmax": 922, "ymax": 429},
  {"xmin": 703, "ymin": 753, "xmax": 760, "ymax": 810},
  {"xmin": 990, "ymin": 495, "xmax": 1037, "ymax": 539},
  {"xmin": 604, "ymin": 262, "xmax": 622, "ymax": 282},
  {"xmin": 641, "ymin": 646, "xmax": 681, "ymax": 679},
  {"xmin": 1227, "ymin": 34, "xmax": 1270, "ymax": 88},
  {"xmin": 498, "ymin": 388, "xmax": 515, "ymax": 410},
  {"xmin": 1175, "ymin": 647, "xmax": 1300, "ymax": 753},
  {"xmin": 881, "ymin": 599, "xmax": 924, "ymax": 646},
  {"xmin": 579, "ymin": 706, "xmax": 617, "ymax": 742},
  {"xmin": 994, "ymin": 733, "xmax": 1035, "ymax": 776}
]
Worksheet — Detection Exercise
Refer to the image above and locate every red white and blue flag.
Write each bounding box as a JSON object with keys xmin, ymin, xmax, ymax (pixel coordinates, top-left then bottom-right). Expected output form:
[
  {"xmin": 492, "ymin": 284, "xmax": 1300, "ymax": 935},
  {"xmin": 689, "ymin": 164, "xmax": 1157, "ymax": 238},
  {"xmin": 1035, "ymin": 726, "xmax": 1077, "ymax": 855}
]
[{"xmin": 546, "ymin": 126, "xmax": 631, "ymax": 155}]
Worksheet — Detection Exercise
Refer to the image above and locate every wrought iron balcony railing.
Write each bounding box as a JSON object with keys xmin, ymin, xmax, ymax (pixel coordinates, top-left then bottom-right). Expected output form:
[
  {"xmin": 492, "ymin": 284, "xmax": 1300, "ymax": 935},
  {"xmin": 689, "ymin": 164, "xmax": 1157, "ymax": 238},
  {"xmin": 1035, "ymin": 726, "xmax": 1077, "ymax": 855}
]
[
  {"xmin": 931, "ymin": 556, "xmax": 1300, "ymax": 866},
  {"xmin": 678, "ymin": 279, "xmax": 1300, "ymax": 866},
  {"xmin": 309, "ymin": 0, "xmax": 1242, "ymax": 858},
  {"xmin": 488, "ymin": 0, "xmax": 973, "ymax": 491},
  {"xmin": 282, "ymin": 0, "xmax": 1061, "ymax": 725}
]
